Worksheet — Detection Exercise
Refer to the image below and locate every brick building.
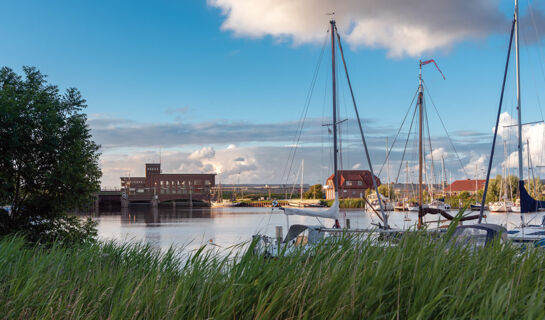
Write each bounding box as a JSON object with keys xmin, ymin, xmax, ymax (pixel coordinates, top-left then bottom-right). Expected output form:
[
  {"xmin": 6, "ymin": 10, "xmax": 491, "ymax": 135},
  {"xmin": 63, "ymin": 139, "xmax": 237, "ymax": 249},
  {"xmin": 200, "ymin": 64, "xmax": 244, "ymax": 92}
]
[
  {"xmin": 324, "ymin": 170, "xmax": 381, "ymax": 200},
  {"xmin": 444, "ymin": 179, "xmax": 486, "ymax": 196},
  {"xmin": 120, "ymin": 163, "xmax": 215, "ymax": 203}
]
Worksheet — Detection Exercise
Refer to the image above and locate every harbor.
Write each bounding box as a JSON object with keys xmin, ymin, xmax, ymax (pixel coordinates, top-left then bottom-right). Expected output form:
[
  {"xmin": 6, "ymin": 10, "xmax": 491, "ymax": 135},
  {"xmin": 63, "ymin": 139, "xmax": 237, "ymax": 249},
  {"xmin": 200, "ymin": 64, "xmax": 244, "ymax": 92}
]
[
  {"xmin": 93, "ymin": 205, "xmax": 545, "ymax": 252},
  {"xmin": 5, "ymin": 0, "xmax": 545, "ymax": 318}
]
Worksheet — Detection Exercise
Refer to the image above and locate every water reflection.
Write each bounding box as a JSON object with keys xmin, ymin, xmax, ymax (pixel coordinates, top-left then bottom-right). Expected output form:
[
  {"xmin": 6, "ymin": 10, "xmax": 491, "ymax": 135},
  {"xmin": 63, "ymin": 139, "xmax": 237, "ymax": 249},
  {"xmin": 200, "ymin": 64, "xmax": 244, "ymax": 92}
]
[{"xmin": 95, "ymin": 204, "xmax": 545, "ymax": 252}]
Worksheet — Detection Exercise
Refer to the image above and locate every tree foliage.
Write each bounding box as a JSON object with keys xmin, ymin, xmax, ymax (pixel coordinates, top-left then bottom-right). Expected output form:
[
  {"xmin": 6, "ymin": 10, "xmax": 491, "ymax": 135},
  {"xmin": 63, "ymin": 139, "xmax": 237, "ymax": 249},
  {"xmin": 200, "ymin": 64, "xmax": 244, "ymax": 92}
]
[
  {"xmin": 303, "ymin": 184, "xmax": 324, "ymax": 199},
  {"xmin": 0, "ymin": 66, "xmax": 101, "ymax": 243}
]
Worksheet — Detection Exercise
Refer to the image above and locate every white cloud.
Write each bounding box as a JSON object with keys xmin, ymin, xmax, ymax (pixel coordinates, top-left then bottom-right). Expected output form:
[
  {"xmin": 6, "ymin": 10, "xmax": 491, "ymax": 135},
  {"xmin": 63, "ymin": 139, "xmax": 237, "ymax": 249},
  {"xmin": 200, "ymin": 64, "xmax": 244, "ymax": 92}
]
[
  {"xmin": 208, "ymin": 0, "xmax": 507, "ymax": 58},
  {"xmin": 351, "ymin": 163, "xmax": 361, "ymax": 169},
  {"xmin": 461, "ymin": 154, "xmax": 487, "ymax": 178},
  {"xmin": 426, "ymin": 147, "xmax": 448, "ymax": 161},
  {"xmin": 495, "ymin": 112, "xmax": 545, "ymax": 174},
  {"xmin": 188, "ymin": 146, "xmax": 216, "ymax": 160}
]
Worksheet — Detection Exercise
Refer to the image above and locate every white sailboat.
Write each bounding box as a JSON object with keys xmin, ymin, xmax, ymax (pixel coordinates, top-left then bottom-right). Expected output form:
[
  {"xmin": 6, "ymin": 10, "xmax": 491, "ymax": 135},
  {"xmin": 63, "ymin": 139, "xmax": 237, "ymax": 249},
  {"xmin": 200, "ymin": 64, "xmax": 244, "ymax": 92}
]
[
  {"xmin": 253, "ymin": 17, "xmax": 390, "ymax": 257},
  {"xmin": 476, "ymin": 0, "xmax": 545, "ymax": 243}
]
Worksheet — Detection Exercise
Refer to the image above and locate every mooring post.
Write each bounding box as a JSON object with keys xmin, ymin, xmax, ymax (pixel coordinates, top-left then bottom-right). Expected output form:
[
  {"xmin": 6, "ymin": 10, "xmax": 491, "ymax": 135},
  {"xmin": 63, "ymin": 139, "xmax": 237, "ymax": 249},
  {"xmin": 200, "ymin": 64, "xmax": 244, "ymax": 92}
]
[
  {"xmin": 189, "ymin": 185, "xmax": 193, "ymax": 207},
  {"xmin": 275, "ymin": 226, "xmax": 283, "ymax": 244}
]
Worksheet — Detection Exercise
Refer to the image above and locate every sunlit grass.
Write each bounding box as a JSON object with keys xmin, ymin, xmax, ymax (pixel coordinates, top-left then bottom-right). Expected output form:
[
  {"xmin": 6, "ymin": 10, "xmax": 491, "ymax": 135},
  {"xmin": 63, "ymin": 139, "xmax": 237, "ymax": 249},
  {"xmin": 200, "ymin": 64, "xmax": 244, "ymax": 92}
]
[{"xmin": 0, "ymin": 233, "xmax": 544, "ymax": 319}]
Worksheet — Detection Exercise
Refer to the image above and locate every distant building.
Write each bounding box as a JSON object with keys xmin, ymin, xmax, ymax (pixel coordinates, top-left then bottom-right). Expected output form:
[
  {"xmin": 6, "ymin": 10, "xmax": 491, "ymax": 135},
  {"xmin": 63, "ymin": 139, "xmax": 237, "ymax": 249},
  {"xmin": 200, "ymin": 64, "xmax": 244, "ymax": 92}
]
[
  {"xmin": 324, "ymin": 170, "xmax": 381, "ymax": 200},
  {"xmin": 120, "ymin": 163, "xmax": 215, "ymax": 203},
  {"xmin": 444, "ymin": 179, "xmax": 486, "ymax": 195}
]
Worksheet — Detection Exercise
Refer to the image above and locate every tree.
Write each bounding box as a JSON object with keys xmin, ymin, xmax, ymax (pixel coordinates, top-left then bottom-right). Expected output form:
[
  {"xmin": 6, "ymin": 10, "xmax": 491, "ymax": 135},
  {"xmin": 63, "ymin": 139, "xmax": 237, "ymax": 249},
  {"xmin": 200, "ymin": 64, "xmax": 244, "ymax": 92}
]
[
  {"xmin": 0, "ymin": 67, "xmax": 101, "ymax": 243},
  {"xmin": 303, "ymin": 184, "xmax": 324, "ymax": 199}
]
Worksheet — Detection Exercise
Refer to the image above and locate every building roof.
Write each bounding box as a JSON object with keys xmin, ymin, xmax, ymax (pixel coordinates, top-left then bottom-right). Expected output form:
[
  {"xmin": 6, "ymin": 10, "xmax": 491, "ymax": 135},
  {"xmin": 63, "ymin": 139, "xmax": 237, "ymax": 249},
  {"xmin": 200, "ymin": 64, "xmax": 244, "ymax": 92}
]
[
  {"xmin": 326, "ymin": 170, "xmax": 381, "ymax": 189},
  {"xmin": 445, "ymin": 179, "xmax": 486, "ymax": 192}
]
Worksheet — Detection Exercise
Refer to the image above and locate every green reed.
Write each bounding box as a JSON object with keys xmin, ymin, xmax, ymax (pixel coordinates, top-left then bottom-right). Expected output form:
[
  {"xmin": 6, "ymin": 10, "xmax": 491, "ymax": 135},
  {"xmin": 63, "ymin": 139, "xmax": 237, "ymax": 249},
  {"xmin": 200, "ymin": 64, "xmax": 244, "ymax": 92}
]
[{"xmin": 1, "ymin": 232, "xmax": 545, "ymax": 319}]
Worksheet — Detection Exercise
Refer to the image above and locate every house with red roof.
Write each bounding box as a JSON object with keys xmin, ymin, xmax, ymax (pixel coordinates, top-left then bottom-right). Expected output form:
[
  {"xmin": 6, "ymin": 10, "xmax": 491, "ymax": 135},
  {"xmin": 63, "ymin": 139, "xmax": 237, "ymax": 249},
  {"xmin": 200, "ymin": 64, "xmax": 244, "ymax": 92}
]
[
  {"xmin": 324, "ymin": 170, "xmax": 381, "ymax": 200},
  {"xmin": 444, "ymin": 179, "xmax": 486, "ymax": 195}
]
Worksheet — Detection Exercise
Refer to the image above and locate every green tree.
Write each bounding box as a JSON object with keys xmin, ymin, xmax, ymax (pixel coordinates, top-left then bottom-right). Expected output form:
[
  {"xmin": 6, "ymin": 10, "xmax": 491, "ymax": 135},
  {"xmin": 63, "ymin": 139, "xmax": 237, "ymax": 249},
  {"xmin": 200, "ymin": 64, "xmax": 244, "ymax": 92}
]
[
  {"xmin": 303, "ymin": 184, "xmax": 324, "ymax": 199},
  {"xmin": 0, "ymin": 67, "xmax": 101, "ymax": 243}
]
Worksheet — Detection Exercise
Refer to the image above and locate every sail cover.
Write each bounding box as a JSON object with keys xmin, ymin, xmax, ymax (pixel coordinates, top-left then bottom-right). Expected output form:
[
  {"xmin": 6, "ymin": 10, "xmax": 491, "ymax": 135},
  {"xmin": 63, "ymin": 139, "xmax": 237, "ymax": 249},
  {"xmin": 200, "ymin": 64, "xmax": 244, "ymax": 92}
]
[
  {"xmin": 282, "ymin": 200, "xmax": 339, "ymax": 220},
  {"xmin": 520, "ymin": 181, "xmax": 545, "ymax": 213}
]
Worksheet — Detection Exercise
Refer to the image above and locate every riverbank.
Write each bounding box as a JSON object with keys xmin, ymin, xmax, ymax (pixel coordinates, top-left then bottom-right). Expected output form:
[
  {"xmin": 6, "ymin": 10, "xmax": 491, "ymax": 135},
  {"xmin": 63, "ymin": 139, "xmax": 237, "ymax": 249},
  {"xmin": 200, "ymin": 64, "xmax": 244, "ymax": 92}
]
[{"xmin": 2, "ymin": 234, "xmax": 545, "ymax": 319}]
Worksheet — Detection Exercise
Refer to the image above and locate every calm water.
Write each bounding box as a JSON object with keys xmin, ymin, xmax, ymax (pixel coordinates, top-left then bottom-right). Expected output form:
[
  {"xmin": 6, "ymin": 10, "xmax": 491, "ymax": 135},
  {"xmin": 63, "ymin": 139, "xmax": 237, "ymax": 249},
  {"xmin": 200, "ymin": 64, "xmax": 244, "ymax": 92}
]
[{"xmin": 94, "ymin": 204, "xmax": 545, "ymax": 252}]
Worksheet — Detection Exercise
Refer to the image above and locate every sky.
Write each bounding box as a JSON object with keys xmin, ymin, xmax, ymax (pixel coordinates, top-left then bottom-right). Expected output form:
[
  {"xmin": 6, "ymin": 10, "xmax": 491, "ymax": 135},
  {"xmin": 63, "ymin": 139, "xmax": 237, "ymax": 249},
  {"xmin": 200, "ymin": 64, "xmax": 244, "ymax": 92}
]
[{"xmin": 2, "ymin": 0, "xmax": 545, "ymax": 188}]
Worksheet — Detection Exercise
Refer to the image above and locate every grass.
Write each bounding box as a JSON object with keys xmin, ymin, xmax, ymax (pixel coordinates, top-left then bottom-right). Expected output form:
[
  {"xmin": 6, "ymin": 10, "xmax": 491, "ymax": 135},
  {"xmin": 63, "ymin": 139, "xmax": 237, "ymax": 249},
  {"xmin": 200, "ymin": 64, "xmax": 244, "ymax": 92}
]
[
  {"xmin": 1, "ymin": 233, "xmax": 545, "ymax": 319},
  {"xmin": 321, "ymin": 198, "xmax": 366, "ymax": 208}
]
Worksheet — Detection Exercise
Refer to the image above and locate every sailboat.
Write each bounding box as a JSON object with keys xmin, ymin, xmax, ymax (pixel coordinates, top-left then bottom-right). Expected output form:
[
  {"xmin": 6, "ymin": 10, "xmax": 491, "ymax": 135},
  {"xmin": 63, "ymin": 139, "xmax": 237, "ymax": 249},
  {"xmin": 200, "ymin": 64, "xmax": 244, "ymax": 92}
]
[
  {"xmin": 476, "ymin": 0, "xmax": 545, "ymax": 243},
  {"xmin": 398, "ymin": 60, "xmax": 479, "ymax": 227},
  {"xmin": 253, "ymin": 17, "xmax": 391, "ymax": 256}
]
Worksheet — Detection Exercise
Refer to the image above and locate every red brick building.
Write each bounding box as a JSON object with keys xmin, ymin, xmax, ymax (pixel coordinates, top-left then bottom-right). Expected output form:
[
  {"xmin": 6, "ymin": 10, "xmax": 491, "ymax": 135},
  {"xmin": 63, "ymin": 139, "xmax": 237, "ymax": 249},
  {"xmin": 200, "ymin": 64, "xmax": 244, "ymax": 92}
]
[
  {"xmin": 325, "ymin": 170, "xmax": 381, "ymax": 200},
  {"xmin": 120, "ymin": 163, "xmax": 215, "ymax": 203},
  {"xmin": 444, "ymin": 179, "xmax": 486, "ymax": 196}
]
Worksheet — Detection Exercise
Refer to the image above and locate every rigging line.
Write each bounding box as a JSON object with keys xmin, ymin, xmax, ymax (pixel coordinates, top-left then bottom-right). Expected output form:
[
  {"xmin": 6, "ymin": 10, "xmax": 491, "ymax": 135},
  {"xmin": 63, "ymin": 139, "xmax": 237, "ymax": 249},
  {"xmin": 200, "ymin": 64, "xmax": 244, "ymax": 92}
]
[
  {"xmin": 394, "ymin": 103, "xmax": 419, "ymax": 183},
  {"xmin": 280, "ymin": 30, "xmax": 328, "ymax": 186},
  {"xmin": 424, "ymin": 96, "xmax": 436, "ymax": 190},
  {"xmin": 527, "ymin": 0, "xmax": 545, "ymax": 89},
  {"xmin": 335, "ymin": 27, "xmax": 389, "ymax": 228},
  {"xmin": 282, "ymin": 30, "xmax": 328, "ymax": 186},
  {"xmin": 288, "ymin": 162, "xmax": 302, "ymax": 199},
  {"xmin": 377, "ymin": 87, "xmax": 419, "ymax": 177},
  {"xmin": 422, "ymin": 80, "xmax": 469, "ymax": 178},
  {"xmin": 479, "ymin": 18, "xmax": 516, "ymax": 223},
  {"xmin": 520, "ymin": 10, "xmax": 545, "ymax": 123}
]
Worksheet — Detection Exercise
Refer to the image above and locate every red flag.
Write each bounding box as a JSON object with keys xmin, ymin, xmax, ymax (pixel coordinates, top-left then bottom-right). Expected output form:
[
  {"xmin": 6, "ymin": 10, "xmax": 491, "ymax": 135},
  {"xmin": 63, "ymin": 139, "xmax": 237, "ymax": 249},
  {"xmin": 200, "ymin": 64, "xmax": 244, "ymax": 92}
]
[{"xmin": 421, "ymin": 59, "xmax": 446, "ymax": 80}]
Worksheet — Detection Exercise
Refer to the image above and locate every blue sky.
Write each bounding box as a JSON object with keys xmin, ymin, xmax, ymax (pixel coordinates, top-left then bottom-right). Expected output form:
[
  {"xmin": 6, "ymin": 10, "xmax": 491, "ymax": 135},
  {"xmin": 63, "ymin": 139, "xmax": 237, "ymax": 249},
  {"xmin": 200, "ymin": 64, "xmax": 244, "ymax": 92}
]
[{"xmin": 2, "ymin": 0, "xmax": 545, "ymax": 187}]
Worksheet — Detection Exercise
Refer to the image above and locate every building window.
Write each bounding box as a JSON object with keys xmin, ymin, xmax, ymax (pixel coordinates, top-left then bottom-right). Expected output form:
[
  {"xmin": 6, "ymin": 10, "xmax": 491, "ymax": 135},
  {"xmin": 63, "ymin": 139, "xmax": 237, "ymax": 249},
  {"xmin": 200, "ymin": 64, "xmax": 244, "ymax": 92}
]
[
  {"xmin": 346, "ymin": 181, "xmax": 352, "ymax": 186},
  {"xmin": 205, "ymin": 180, "xmax": 211, "ymax": 186},
  {"xmin": 160, "ymin": 181, "xmax": 164, "ymax": 186},
  {"xmin": 357, "ymin": 181, "xmax": 363, "ymax": 186}
]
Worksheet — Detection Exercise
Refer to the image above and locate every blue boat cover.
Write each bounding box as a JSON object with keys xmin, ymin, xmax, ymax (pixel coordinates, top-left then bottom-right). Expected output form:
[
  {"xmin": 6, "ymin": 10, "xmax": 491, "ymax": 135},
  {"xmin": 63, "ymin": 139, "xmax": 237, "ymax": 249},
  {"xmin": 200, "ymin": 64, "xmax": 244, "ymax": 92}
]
[{"xmin": 520, "ymin": 180, "xmax": 545, "ymax": 213}]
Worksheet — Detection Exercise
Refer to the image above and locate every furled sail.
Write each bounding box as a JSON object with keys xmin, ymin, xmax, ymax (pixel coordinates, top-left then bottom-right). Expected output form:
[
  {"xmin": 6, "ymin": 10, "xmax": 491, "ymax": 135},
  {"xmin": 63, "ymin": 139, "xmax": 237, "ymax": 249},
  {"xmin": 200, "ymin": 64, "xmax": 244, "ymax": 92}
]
[{"xmin": 282, "ymin": 200, "xmax": 339, "ymax": 220}]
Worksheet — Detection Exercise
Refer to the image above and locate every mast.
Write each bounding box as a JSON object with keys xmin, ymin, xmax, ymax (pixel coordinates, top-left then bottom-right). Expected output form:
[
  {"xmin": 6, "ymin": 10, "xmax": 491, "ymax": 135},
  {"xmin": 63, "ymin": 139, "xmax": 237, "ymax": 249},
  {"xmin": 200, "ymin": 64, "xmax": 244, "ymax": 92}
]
[
  {"xmin": 406, "ymin": 160, "xmax": 409, "ymax": 208},
  {"xmin": 301, "ymin": 159, "xmax": 304, "ymax": 202},
  {"xmin": 331, "ymin": 19, "xmax": 339, "ymax": 203},
  {"xmin": 475, "ymin": 164, "xmax": 478, "ymax": 203},
  {"xmin": 527, "ymin": 139, "xmax": 531, "ymax": 197},
  {"xmin": 441, "ymin": 156, "xmax": 446, "ymax": 198},
  {"xmin": 386, "ymin": 137, "xmax": 390, "ymax": 199},
  {"xmin": 515, "ymin": 0, "xmax": 524, "ymax": 185},
  {"xmin": 418, "ymin": 61, "xmax": 424, "ymax": 229}
]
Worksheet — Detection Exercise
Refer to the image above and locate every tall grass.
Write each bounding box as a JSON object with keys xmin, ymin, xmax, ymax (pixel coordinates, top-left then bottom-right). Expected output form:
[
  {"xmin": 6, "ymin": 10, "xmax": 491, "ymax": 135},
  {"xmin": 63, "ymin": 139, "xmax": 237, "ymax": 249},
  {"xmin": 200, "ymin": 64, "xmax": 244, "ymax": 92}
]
[
  {"xmin": 1, "ymin": 233, "xmax": 545, "ymax": 319},
  {"xmin": 321, "ymin": 198, "xmax": 366, "ymax": 208}
]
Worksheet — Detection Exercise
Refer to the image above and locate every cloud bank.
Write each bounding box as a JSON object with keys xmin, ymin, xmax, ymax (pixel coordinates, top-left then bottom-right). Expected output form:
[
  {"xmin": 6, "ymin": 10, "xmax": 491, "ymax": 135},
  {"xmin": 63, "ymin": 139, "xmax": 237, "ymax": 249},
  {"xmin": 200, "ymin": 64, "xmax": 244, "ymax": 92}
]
[{"xmin": 208, "ymin": 0, "xmax": 508, "ymax": 57}]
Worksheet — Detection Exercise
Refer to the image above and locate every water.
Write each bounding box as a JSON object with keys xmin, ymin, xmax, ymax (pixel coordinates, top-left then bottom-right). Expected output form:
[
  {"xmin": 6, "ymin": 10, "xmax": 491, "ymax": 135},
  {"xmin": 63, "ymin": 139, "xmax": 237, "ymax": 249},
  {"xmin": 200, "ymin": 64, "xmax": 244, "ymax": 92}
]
[{"xmin": 95, "ymin": 204, "xmax": 545, "ymax": 252}]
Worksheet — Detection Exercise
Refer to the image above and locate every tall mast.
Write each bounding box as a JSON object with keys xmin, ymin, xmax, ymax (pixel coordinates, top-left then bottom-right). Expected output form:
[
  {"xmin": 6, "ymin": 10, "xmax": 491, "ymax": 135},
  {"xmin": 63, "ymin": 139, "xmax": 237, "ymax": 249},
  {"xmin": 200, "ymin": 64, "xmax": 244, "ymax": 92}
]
[
  {"xmin": 515, "ymin": 0, "xmax": 523, "ymax": 183},
  {"xmin": 301, "ymin": 159, "xmax": 304, "ymax": 202},
  {"xmin": 527, "ymin": 139, "xmax": 531, "ymax": 196},
  {"xmin": 386, "ymin": 137, "xmax": 390, "ymax": 199},
  {"xmin": 418, "ymin": 61, "xmax": 424, "ymax": 229},
  {"xmin": 441, "ymin": 156, "xmax": 446, "ymax": 197},
  {"xmin": 406, "ymin": 160, "xmax": 409, "ymax": 198},
  {"xmin": 331, "ymin": 19, "xmax": 339, "ymax": 202}
]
